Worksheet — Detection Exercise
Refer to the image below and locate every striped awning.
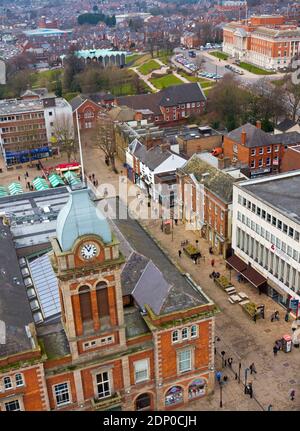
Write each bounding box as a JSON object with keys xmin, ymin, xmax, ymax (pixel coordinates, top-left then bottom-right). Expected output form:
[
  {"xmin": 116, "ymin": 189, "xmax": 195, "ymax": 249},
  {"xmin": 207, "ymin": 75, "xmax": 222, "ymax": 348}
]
[
  {"xmin": 0, "ymin": 186, "xmax": 8, "ymax": 197},
  {"xmin": 48, "ymin": 173, "xmax": 64, "ymax": 188},
  {"xmin": 64, "ymin": 170, "xmax": 81, "ymax": 186},
  {"xmin": 8, "ymin": 182, "xmax": 23, "ymax": 195},
  {"xmin": 32, "ymin": 177, "xmax": 49, "ymax": 191}
]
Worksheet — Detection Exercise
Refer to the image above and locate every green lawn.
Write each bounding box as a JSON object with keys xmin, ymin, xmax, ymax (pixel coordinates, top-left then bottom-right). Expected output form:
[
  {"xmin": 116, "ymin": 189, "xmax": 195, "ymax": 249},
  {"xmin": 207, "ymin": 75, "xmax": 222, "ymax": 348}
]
[
  {"xmin": 150, "ymin": 74, "xmax": 183, "ymax": 89},
  {"xmin": 138, "ymin": 59, "xmax": 161, "ymax": 75},
  {"xmin": 125, "ymin": 54, "xmax": 142, "ymax": 65},
  {"xmin": 238, "ymin": 62, "xmax": 275, "ymax": 75},
  {"xmin": 210, "ymin": 51, "xmax": 229, "ymax": 61}
]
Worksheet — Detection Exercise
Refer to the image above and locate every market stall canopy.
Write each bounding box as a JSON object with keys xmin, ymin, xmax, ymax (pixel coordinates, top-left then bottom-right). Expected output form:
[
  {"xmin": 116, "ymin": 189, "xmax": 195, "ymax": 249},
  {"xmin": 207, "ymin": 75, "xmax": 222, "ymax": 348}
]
[
  {"xmin": 0, "ymin": 186, "xmax": 8, "ymax": 197},
  {"xmin": 63, "ymin": 170, "xmax": 81, "ymax": 186},
  {"xmin": 48, "ymin": 173, "xmax": 64, "ymax": 188},
  {"xmin": 8, "ymin": 182, "xmax": 23, "ymax": 195},
  {"xmin": 32, "ymin": 177, "xmax": 50, "ymax": 191}
]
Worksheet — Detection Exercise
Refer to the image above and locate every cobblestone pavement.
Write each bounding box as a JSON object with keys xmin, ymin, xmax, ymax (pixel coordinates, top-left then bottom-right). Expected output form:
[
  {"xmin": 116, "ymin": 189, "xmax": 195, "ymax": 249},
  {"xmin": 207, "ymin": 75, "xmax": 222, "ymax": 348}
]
[{"xmin": 81, "ymin": 144, "xmax": 300, "ymax": 412}]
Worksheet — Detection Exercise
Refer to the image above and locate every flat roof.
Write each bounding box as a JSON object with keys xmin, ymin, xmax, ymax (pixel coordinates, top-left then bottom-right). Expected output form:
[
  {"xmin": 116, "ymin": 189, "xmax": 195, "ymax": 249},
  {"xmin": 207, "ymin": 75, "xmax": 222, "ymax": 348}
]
[
  {"xmin": 0, "ymin": 219, "xmax": 34, "ymax": 358},
  {"xmin": 0, "ymin": 96, "xmax": 69, "ymax": 116},
  {"xmin": 241, "ymin": 172, "xmax": 300, "ymax": 224},
  {"xmin": 0, "ymin": 187, "xmax": 69, "ymax": 248}
]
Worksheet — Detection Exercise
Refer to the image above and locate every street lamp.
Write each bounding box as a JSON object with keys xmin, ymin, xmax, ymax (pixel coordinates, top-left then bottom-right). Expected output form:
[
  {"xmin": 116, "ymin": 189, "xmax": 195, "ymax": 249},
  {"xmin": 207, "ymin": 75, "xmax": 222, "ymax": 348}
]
[
  {"xmin": 244, "ymin": 367, "xmax": 250, "ymax": 393},
  {"xmin": 238, "ymin": 362, "xmax": 241, "ymax": 384},
  {"xmin": 219, "ymin": 381, "xmax": 223, "ymax": 408},
  {"xmin": 267, "ymin": 404, "xmax": 273, "ymax": 411}
]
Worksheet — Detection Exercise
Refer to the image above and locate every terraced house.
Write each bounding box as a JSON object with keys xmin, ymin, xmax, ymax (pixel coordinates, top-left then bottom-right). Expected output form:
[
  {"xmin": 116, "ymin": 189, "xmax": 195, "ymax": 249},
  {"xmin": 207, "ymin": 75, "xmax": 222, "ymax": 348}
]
[{"xmin": 0, "ymin": 186, "xmax": 216, "ymax": 411}]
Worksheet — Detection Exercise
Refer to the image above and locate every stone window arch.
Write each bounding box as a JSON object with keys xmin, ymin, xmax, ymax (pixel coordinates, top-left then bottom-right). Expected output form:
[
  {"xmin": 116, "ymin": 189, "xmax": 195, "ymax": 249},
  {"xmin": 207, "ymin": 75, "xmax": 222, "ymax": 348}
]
[{"xmin": 135, "ymin": 393, "xmax": 151, "ymax": 411}]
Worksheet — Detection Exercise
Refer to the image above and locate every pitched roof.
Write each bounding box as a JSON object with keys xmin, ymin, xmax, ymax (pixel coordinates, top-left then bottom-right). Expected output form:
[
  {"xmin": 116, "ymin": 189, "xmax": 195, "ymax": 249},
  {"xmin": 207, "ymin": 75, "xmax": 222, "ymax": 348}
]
[
  {"xmin": 129, "ymin": 140, "xmax": 173, "ymax": 170},
  {"xmin": 159, "ymin": 82, "xmax": 206, "ymax": 107},
  {"xmin": 275, "ymin": 118, "xmax": 298, "ymax": 132},
  {"xmin": 226, "ymin": 123, "xmax": 273, "ymax": 148},
  {"xmin": 270, "ymin": 131, "xmax": 300, "ymax": 146},
  {"xmin": 121, "ymin": 252, "xmax": 149, "ymax": 296},
  {"xmin": 117, "ymin": 92, "xmax": 161, "ymax": 116},
  {"xmin": 108, "ymin": 105, "xmax": 136, "ymax": 122},
  {"xmin": 117, "ymin": 83, "xmax": 206, "ymax": 114},
  {"xmin": 69, "ymin": 94, "xmax": 86, "ymax": 111},
  {"xmin": 132, "ymin": 261, "xmax": 171, "ymax": 314},
  {"xmin": 181, "ymin": 154, "xmax": 237, "ymax": 203}
]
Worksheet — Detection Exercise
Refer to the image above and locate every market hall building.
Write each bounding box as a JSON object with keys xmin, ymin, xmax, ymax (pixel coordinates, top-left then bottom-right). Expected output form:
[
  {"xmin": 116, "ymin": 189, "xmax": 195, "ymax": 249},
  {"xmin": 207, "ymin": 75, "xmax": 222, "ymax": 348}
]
[
  {"xmin": 0, "ymin": 186, "xmax": 217, "ymax": 411},
  {"xmin": 230, "ymin": 171, "xmax": 300, "ymax": 311}
]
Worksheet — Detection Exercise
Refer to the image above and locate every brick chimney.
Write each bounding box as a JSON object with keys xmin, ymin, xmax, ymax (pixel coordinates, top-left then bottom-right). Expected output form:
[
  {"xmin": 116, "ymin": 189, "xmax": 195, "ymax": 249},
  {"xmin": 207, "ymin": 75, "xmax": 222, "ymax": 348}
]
[
  {"xmin": 241, "ymin": 129, "xmax": 247, "ymax": 146},
  {"xmin": 256, "ymin": 120, "xmax": 261, "ymax": 129}
]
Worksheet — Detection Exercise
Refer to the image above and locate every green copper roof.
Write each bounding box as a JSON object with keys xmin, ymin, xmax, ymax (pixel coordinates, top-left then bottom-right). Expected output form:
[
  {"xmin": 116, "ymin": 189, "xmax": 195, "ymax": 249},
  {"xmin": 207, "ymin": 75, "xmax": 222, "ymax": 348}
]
[{"xmin": 56, "ymin": 187, "xmax": 112, "ymax": 252}]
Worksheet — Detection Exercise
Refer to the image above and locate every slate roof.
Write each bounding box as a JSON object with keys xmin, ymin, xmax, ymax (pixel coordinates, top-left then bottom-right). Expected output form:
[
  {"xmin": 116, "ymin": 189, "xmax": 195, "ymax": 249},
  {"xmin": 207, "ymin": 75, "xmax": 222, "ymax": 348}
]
[
  {"xmin": 159, "ymin": 83, "xmax": 206, "ymax": 107},
  {"xmin": 69, "ymin": 94, "xmax": 86, "ymax": 111},
  {"xmin": 132, "ymin": 261, "xmax": 171, "ymax": 314},
  {"xmin": 181, "ymin": 154, "xmax": 237, "ymax": 203},
  {"xmin": 129, "ymin": 140, "xmax": 171, "ymax": 170},
  {"xmin": 117, "ymin": 83, "xmax": 206, "ymax": 115},
  {"xmin": 118, "ymin": 92, "xmax": 161, "ymax": 116},
  {"xmin": 270, "ymin": 131, "xmax": 300, "ymax": 146},
  {"xmin": 121, "ymin": 252, "xmax": 149, "ymax": 296},
  {"xmin": 275, "ymin": 119, "xmax": 298, "ymax": 132},
  {"xmin": 0, "ymin": 219, "xmax": 33, "ymax": 358},
  {"xmin": 226, "ymin": 123, "xmax": 273, "ymax": 148}
]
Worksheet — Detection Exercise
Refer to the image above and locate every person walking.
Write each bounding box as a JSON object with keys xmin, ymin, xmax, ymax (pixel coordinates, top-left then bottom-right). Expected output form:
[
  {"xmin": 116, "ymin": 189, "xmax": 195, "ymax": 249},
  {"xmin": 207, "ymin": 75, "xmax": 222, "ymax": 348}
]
[
  {"xmin": 290, "ymin": 389, "xmax": 295, "ymax": 401},
  {"xmin": 249, "ymin": 363, "xmax": 257, "ymax": 374},
  {"xmin": 178, "ymin": 250, "xmax": 182, "ymax": 258},
  {"xmin": 211, "ymin": 259, "xmax": 215, "ymax": 267},
  {"xmin": 285, "ymin": 310, "xmax": 290, "ymax": 322},
  {"xmin": 216, "ymin": 371, "xmax": 222, "ymax": 383},
  {"xmin": 253, "ymin": 312, "xmax": 257, "ymax": 323},
  {"xmin": 273, "ymin": 345, "xmax": 278, "ymax": 356},
  {"xmin": 18, "ymin": 175, "xmax": 21, "ymax": 181},
  {"xmin": 228, "ymin": 358, "xmax": 233, "ymax": 368}
]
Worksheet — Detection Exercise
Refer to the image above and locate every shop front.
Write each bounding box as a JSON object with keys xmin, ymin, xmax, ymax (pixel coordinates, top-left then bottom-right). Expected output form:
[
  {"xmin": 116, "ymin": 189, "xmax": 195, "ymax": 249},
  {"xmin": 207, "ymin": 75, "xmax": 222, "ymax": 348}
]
[{"xmin": 165, "ymin": 386, "xmax": 183, "ymax": 407}]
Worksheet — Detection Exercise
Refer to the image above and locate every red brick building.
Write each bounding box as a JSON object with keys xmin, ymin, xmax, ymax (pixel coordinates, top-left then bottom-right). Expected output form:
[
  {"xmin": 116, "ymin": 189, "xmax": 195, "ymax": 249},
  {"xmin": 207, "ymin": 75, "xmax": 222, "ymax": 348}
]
[
  {"xmin": 280, "ymin": 144, "xmax": 300, "ymax": 173},
  {"xmin": 223, "ymin": 122, "xmax": 300, "ymax": 177},
  {"xmin": 223, "ymin": 15, "xmax": 300, "ymax": 71},
  {"xmin": 177, "ymin": 155, "xmax": 237, "ymax": 258},
  {"xmin": 0, "ymin": 187, "xmax": 216, "ymax": 411},
  {"xmin": 117, "ymin": 83, "xmax": 207, "ymax": 126},
  {"xmin": 70, "ymin": 96, "xmax": 106, "ymax": 131}
]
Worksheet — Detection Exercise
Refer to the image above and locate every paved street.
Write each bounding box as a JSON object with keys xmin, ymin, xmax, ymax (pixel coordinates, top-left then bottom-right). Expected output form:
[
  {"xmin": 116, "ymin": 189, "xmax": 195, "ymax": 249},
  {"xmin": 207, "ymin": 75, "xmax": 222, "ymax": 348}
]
[
  {"xmin": 1, "ymin": 140, "xmax": 299, "ymax": 411},
  {"xmin": 81, "ymin": 141, "xmax": 300, "ymax": 411}
]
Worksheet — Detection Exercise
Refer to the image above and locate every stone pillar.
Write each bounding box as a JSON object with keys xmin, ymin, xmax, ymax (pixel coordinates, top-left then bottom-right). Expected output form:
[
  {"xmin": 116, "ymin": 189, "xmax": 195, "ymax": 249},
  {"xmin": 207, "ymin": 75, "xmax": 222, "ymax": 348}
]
[{"xmin": 74, "ymin": 369, "xmax": 84, "ymax": 404}]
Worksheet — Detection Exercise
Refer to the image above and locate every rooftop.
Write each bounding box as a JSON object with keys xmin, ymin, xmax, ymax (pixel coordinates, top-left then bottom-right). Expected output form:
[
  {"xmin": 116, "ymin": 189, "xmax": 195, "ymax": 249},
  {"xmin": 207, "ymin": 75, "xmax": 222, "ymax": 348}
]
[
  {"xmin": 0, "ymin": 95, "xmax": 69, "ymax": 116},
  {"xmin": 240, "ymin": 171, "xmax": 300, "ymax": 224},
  {"xmin": 0, "ymin": 187, "xmax": 69, "ymax": 249},
  {"xmin": 181, "ymin": 154, "xmax": 237, "ymax": 203},
  {"xmin": 0, "ymin": 219, "xmax": 34, "ymax": 358}
]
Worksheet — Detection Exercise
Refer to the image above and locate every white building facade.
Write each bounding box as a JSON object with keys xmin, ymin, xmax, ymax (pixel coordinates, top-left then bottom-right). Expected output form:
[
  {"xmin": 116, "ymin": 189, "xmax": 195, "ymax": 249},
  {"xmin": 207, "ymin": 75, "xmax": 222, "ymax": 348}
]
[{"xmin": 232, "ymin": 172, "xmax": 300, "ymax": 309}]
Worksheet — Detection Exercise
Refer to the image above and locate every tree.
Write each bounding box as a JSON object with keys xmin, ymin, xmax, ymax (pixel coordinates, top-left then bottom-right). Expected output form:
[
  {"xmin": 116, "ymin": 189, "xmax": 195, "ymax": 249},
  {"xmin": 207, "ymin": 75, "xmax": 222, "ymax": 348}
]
[
  {"xmin": 283, "ymin": 75, "xmax": 300, "ymax": 122},
  {"xmin": 206, "ymin": 74, "xmax": 251, "ymax": 131},
  {"xmin": 95, "ymin": 114, "xmax": 117, "ymax": 172},
  {"xmin": 53, "ymin": 115, "xmax": 77, "ymax": 162}
]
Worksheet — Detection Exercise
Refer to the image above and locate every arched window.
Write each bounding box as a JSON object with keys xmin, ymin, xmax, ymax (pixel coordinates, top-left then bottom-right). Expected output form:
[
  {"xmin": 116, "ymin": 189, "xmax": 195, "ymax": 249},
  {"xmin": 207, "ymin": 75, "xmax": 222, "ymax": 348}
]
[
  {"xmin": 96, "ymin": 282, "xmax": 109, "ymax": 319},
  {"xmin": 135, "ymin": 393, "xmax": 151, "ymax": 411},
  {"xmin": 188, "ymin": 379, "xmax": 206, "ymax": 399},
  {"xmin": 165, "ymin": 386, "xmax": 183, "ymax": 407},
  {"xmin": 79, "ymin": 285, "xmax": 92, "ymax": 323}
]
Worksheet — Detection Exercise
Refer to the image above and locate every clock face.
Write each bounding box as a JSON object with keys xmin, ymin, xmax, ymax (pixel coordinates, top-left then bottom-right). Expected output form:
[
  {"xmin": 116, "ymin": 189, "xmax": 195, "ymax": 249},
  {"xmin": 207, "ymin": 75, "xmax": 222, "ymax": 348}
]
[{"xmin": 80, "ymin": 243, "xmax": 98, "ymax": 260}]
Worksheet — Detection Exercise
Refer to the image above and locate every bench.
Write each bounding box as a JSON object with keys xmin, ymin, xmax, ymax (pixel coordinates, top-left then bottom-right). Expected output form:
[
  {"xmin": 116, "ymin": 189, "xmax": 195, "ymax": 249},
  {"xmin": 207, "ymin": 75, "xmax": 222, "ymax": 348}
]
[
  {"xmin": 228, "ymin": 297, "xmax": 235, "ymax": 304},
  {"xmin": 239, "ymin": 300, "xmax": 250, "ymax": 306}
]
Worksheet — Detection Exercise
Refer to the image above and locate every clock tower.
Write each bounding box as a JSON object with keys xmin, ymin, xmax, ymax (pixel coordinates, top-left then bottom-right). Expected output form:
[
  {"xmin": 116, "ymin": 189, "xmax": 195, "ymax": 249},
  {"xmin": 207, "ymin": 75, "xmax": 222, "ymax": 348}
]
[{"xmin": 50, "ymin": 187, "xmax": 126, "ymax": 361}]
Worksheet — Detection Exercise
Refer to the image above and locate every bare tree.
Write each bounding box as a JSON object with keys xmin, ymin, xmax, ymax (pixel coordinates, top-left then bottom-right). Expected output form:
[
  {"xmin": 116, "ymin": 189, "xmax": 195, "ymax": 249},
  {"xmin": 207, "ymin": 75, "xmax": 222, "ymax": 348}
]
[
  {"xmin": 53, "ymin": 115, "xmax": 77, "ymax": 162},
  {"xmin": 283, "ymin": 75, "xmax": 300, "ymax": 122},
  {"xmin": 95, "ymin": 114, "xmax": 117, "ymax": 172}
]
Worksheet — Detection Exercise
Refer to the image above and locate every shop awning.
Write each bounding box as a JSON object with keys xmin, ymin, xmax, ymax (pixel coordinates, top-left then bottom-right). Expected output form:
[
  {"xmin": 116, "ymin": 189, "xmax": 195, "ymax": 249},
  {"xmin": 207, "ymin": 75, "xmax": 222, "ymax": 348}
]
[
  {"xmin": 8, "ymin": 182, "xmax": 23, "ymax": 195},
  {"xmin": 242, "ymin": 266, "xmax": 266, "ymax": 288},
  {"xmin": 32, "ymin": 177, "xmax": 49, "ymax": 191},
  {"xmin": 226, "ymin": 254, "xmax": 248, "ymax": 273},
  {"xmin": 48, "ymin": 173, "xmax": 64, "ymax": 188}
]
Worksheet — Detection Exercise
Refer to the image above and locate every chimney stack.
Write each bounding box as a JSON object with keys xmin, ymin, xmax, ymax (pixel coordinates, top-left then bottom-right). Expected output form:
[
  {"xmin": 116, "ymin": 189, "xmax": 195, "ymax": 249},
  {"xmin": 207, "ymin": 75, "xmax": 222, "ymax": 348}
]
[
  {"xmin": 256, "ymin": 120, "xmax": 261, "ymax": 129},
  {"xmin": 241, "ymin": 129, "xmax": 247, "ymax": 146}
]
